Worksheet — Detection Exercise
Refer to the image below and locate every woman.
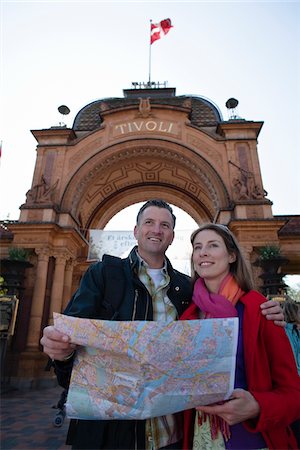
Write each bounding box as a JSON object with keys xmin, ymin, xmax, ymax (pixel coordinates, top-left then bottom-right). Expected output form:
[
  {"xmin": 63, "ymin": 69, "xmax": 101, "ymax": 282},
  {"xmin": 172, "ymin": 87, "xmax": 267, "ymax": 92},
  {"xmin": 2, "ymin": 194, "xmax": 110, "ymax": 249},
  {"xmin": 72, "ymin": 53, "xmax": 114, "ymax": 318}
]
[
  {"xmin": 283, "ymin": 300, "xmax": 300, "ymax": 447},
  {"xmin": 181, "ymin": 224, "xmax": 300, "ymax": 450},
  {"xmin": 283, "ymin": 300, "xmax": 300, "ymax": 375}
]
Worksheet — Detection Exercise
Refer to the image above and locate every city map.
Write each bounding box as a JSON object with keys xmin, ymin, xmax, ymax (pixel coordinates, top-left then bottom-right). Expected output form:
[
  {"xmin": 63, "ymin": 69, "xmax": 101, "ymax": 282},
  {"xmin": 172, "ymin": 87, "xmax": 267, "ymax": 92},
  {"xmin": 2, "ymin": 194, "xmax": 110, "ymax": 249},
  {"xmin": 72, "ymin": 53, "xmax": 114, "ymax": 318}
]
[{"xmin": 54, "ymin": 313, "xmax": 238, "ymax": 420}]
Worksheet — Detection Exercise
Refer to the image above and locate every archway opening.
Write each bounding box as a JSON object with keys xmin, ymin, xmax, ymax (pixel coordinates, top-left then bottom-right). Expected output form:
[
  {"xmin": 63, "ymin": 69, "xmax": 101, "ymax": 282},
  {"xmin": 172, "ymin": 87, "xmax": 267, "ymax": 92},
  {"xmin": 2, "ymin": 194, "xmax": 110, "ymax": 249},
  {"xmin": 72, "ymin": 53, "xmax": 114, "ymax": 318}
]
[
  {"xmin": 102, "ymin": 202, "xmax": 198, "ymax": 275},
  {"xmin": 104, "ymin": 202, "xmax": 197, "ymax": 231}
]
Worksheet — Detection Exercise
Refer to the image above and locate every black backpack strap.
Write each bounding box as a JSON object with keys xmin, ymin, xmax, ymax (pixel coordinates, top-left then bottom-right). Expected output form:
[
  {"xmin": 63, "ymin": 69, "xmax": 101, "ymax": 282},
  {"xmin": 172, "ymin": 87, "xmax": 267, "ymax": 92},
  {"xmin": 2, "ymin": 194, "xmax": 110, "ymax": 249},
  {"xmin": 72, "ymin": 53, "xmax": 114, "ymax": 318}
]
[{"xmin": 101, "ymin": 254, "xmax": 125, "ymax": 320}]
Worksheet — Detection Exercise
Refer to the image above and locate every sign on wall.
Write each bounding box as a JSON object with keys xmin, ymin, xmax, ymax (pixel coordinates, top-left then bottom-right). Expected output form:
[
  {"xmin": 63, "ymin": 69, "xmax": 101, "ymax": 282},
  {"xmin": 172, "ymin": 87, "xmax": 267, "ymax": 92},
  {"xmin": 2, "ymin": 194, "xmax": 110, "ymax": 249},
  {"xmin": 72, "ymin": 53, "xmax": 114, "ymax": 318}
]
[{"xmin": 88, "ymin": 230, "xmax": 193, "ymax": 275}]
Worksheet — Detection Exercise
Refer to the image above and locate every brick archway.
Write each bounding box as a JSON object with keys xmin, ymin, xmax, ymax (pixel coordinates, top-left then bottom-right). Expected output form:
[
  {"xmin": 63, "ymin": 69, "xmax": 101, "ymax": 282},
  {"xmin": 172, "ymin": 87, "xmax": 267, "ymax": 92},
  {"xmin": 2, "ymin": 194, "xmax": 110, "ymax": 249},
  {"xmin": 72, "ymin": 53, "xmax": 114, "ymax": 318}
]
[
  {"xmin": 60, "ymin": 138, "xmax": 230, "ymax": 233},
  {"xmin": 88, "ymin": 186, "xmax": 210, "ymax": 231}
]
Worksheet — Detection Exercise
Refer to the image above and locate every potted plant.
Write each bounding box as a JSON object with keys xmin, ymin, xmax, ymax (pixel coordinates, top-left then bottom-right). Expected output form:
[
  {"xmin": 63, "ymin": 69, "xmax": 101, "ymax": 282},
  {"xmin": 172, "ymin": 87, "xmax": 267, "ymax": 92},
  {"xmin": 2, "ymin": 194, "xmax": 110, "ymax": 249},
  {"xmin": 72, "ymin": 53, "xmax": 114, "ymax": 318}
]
[
  {"xmin": 257, "ymin": 244, "xmax": 288, "ymax": 274},
  {"xmin": 259, "ymin": 244, "xmax": 281, "ymax": 260},
  {"xmin": 7, "ymin": 247, "xmax": 31, "ymax": 261},
  {"xmin": 255, "ymin": 244, "xmax": 289, "ymax": 297}
]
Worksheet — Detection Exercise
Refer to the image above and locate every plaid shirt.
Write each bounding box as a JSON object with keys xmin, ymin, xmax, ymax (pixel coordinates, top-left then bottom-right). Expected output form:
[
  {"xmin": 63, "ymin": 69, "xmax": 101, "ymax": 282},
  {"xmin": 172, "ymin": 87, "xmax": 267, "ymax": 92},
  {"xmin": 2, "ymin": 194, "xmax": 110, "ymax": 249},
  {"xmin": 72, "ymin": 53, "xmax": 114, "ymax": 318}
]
[{"xmin": 137, "ymin": 256, "xmax": 182, "ymax": 450}]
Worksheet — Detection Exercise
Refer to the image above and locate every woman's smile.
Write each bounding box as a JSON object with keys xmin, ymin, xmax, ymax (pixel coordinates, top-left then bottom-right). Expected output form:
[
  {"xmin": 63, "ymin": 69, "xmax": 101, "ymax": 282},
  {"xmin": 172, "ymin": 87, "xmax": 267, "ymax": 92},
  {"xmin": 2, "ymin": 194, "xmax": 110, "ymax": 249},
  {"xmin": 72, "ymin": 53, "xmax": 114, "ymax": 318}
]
[{"xmin": 193, "ymin": 229, "xmax": 236, "ymax": 292}]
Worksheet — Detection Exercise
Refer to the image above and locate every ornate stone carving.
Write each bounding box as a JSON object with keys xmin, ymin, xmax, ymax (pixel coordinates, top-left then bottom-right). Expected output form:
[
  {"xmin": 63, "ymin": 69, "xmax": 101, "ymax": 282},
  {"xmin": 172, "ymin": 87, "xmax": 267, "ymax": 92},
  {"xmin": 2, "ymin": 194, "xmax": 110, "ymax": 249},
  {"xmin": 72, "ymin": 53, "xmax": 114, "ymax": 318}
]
[
  {"xmin": 138, "ymin": 97, "xmax": 151, "ymax": 118},
  {"xmin": 229, "ymin": 161, "xmax": 266, "ymax": 201},
  {"xmin": 68, "ymin": 146, "xmax": 228, "ymax": 220},
  {"xmin": 65, "ymin": 258, "xmax": 77, "ymax": 270},
  {"xmin": 232, "ymin": 176, "xmax": 250, "ymax": 200},
  {"xmin": 26, "ymin": 175, "xmax": 58, "ymax": 204},
  {"xmin": 52, "ymin": 254, "xmax": 68, "ymax": 265},
  {"xmin": 35, "ymin": 247, "xmax": 50, "ymax": 260}
]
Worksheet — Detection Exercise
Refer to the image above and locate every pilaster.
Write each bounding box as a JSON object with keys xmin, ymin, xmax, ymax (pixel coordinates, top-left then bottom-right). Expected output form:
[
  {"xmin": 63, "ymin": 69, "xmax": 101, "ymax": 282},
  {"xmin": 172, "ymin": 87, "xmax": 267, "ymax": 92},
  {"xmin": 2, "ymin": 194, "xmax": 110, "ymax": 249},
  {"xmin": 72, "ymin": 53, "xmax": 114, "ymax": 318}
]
[
  {"xmin": 62, "ymin": 259, "xmax": 76, "ymax": 310},
  {"xmin": 49, "ymin": 254, "xmax": 68, "ymax": 322},
  {"xmin": 26, "ymin": 248, "xmax": 50, "ymax": 349}
]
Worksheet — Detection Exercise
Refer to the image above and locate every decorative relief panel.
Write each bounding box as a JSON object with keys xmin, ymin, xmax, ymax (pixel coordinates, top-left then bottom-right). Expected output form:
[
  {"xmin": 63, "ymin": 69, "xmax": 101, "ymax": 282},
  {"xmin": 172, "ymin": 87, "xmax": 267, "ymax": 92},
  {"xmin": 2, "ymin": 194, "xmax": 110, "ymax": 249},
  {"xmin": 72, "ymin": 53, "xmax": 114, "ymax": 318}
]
[
  {"xmin": 67, "ymin": 146, "xmax": 229, "ymax": 225},
  {"xmin": 25, "ymin": 175, "xmax": 59, "ymax": 207},
  {"xmin": 87, "ymin": 168, "xmax": 127, "ymax": 200},
  {"xmin": 229, "ymin": 160, "xmax": 266, "ymax": 201},
  {"xmin": 78, "ymin": 150, "xmax": 213, "ymax": 201}
]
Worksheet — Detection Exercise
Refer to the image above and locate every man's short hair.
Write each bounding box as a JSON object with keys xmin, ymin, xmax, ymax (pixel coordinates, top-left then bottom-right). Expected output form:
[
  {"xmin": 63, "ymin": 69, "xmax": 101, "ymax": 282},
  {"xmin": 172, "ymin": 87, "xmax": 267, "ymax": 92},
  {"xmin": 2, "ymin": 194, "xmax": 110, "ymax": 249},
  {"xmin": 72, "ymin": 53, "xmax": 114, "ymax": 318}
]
[{"xmin": 136, "ymin": 199, "xmax": 176, "ymax": 229}]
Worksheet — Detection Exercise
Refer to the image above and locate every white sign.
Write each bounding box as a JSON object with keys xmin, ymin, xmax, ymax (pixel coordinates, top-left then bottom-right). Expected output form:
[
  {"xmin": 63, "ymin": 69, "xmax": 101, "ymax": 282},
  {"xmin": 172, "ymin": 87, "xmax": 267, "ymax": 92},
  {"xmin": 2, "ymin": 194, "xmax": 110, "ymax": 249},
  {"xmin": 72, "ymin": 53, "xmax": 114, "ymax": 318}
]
[{"xmin": 88, "ymin": 230, "xmax": 193, "ymax": 275}]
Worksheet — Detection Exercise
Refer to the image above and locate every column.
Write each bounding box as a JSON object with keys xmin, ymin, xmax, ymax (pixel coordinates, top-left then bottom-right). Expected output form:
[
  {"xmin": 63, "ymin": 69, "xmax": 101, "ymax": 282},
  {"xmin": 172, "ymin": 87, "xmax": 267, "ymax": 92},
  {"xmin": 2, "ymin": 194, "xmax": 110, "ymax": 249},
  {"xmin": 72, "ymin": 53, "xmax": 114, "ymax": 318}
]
[
  {"xmin": 49, "ymin": 254, "xmax": 67, "ymax": 323},
  {"xmin": 243, "ymin": 245, "xmax": 257, "ymax": 284},
  {"xmin": 26, "ymin": 249, "xmax": 49, "ymax": 350},
  {"xmin": 62, "ymin": 259, "xmax": 76, "ymax": 311},
  {"xmin": 243, "ymin": 245, "xmax": 253, "ymax": 267}
]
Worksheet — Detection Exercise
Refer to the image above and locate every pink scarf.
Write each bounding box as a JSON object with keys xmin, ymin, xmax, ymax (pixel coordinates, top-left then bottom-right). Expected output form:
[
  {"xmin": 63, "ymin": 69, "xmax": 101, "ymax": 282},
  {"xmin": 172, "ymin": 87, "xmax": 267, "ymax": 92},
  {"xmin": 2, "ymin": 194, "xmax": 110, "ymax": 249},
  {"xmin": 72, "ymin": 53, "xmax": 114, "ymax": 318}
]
[
  {"xmin": 192, "ymin": 274, "xmax": 245, "ymax": 441},
  {"xmin": 192, "ymin": 273, "xmax": 243, "ymax": 318}
]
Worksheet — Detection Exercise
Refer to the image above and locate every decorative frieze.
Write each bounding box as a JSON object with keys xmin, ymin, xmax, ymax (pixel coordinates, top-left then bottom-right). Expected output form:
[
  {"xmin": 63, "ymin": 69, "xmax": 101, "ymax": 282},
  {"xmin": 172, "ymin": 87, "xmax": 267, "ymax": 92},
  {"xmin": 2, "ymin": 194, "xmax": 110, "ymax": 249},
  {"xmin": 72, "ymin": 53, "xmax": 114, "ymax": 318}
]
[{"xmin": 70, "ymin": 146, "xmax": 226, "ymax": 220}]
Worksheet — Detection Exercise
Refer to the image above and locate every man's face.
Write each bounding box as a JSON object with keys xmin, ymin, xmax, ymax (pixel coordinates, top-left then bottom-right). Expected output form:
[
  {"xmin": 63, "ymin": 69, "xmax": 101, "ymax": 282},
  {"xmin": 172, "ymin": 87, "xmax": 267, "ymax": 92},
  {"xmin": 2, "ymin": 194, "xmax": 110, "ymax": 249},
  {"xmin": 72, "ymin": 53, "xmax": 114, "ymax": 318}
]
[{"xmin": 134, "ymin": 206, "xmax": 175, "ymax": 259}]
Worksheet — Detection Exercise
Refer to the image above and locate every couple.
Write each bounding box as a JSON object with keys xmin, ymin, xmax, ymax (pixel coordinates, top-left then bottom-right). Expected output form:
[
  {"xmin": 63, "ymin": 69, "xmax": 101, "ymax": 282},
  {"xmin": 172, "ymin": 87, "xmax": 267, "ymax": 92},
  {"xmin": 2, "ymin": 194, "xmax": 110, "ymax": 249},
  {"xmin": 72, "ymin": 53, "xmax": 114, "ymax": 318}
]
[{"xmin": 41, "ymin": 199, "xmax": 300, "ymax": 450}]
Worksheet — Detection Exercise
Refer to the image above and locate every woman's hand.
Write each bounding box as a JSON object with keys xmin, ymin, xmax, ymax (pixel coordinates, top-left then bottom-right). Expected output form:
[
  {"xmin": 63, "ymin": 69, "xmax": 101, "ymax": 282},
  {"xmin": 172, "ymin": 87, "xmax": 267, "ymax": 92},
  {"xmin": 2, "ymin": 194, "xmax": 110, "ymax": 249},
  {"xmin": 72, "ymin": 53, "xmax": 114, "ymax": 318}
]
[{"xmin": 196, "ymin": 388, "xmax": 260, "ymax": 425}]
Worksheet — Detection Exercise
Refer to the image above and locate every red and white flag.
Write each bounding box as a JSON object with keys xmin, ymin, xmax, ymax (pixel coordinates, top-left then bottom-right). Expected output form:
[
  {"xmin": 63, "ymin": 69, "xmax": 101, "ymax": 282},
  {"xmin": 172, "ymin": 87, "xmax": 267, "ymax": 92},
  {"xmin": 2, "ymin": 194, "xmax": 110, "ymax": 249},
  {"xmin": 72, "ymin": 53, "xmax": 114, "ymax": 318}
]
[{"xmin": 150, "ymin": 18, "xmax": 173, "ymax": 44}]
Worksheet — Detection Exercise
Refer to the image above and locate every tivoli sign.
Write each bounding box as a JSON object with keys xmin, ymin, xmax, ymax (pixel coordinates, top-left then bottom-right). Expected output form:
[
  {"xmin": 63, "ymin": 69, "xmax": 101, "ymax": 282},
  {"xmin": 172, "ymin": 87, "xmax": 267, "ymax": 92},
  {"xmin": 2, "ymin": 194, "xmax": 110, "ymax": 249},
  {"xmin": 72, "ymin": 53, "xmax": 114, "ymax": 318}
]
[{"xmin": 113, "ymin": 120, "xmax": 177, "ymax": 137}]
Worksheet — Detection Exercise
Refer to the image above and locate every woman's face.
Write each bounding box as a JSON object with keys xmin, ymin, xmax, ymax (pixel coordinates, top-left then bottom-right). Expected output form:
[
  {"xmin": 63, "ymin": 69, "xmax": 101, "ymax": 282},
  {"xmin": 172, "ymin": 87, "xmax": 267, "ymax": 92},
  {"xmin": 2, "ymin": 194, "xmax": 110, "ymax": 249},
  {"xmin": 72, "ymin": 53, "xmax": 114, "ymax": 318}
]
[{"xmin": 192, "ymin": 229, "xmax": 236, "ymax": 291}]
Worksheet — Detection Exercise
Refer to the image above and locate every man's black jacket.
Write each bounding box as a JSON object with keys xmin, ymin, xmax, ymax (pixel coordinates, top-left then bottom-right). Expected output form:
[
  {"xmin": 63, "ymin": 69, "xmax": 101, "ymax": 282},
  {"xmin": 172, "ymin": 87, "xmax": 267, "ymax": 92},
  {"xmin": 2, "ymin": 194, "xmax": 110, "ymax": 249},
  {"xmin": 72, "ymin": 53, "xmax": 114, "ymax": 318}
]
[{"xmin": 54, "ymin": 246, "xmax": 192, "ymax": 450}]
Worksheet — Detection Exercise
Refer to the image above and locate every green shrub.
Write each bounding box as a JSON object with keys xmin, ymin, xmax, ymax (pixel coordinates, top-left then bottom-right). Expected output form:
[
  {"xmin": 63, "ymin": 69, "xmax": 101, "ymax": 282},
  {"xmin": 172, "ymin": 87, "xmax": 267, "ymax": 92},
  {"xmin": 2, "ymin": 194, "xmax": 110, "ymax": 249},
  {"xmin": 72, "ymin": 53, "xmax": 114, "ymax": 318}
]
[
  {"xmin": 259, "ymin": 245, "xmax": 282, "ymax": 260},
  {"xmin": 8, "ymin": 247, "xmax": 31, "ymax": 261}
]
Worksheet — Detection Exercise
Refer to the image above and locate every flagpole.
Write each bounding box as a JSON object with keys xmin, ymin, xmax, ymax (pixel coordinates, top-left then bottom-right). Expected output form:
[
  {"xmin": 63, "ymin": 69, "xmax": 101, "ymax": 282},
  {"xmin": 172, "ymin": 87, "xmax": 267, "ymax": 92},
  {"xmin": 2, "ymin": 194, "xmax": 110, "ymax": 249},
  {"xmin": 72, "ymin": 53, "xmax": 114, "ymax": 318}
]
[{"xmin": 148, "ymin": 19, "xmax": 152, "ymax": 86}]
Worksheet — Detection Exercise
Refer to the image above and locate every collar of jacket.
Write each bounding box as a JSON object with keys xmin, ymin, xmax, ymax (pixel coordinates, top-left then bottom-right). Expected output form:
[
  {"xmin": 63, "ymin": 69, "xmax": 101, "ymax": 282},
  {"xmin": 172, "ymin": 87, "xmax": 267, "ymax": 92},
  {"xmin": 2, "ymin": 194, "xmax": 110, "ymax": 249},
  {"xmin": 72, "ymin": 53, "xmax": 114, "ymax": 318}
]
[{"xmin": 128, "ymin": 246, "xmax": 175, "ymax": 275}]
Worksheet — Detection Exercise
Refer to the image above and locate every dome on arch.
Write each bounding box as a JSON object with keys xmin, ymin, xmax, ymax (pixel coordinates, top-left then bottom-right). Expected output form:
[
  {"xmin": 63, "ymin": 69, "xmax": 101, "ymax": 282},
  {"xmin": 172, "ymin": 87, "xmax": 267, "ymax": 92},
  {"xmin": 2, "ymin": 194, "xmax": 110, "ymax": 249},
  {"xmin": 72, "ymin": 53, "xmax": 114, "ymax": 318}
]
[{"xmin": 73, "ymin": 92, "xmax": 223, "ymax": 132}]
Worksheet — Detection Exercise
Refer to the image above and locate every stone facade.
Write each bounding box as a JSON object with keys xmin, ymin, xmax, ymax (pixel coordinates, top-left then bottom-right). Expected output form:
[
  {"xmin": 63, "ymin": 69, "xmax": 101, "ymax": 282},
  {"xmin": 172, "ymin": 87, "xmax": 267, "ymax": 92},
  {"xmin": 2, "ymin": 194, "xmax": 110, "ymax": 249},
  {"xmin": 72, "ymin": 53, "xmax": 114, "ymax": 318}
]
[{"xmin": 1, "ymin": 87, "xmax": 299, "ymax": 387}]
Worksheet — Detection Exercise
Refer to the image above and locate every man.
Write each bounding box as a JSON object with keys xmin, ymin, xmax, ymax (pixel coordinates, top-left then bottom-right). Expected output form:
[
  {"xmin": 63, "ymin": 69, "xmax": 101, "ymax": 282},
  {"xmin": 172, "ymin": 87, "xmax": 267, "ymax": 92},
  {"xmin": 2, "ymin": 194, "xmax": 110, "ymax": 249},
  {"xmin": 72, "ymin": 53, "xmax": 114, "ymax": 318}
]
[{"xmin": 41, "ymin": 199, "xmax": 284, "ymax": 450}]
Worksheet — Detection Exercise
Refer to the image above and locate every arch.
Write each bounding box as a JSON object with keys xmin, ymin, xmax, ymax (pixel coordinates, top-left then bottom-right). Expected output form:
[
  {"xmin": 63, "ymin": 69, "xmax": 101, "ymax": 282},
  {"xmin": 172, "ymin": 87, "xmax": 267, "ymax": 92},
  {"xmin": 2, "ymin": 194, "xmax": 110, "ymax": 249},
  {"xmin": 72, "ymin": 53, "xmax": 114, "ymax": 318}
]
[
  {"xmin": 60, "ymin": 139, "xmax": 231, "ymax": 232},
  {"xmin": 87, "ymin": 186, "xmax": 211, "ymax": 232}
]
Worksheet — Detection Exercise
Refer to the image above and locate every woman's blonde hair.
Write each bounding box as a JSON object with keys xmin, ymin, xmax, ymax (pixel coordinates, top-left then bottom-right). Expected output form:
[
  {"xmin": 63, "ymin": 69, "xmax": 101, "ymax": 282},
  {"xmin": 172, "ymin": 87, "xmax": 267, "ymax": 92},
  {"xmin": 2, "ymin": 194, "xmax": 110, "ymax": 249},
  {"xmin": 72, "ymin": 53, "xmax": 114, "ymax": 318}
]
[{"xmin": 190, "ymin": 223, "xmax": 254, "ymax": 292}]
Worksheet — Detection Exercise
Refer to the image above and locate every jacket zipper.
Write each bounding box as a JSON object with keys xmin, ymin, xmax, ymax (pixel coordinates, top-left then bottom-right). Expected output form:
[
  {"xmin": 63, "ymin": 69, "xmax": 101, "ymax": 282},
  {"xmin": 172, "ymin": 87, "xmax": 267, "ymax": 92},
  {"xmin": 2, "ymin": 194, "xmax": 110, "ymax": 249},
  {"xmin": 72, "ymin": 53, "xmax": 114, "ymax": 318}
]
[
  {"xmin": 132, "ymin": 289, "xmax": 138, "ymax": 320},
  {"xmin": 144, "ymin": 292, "xmax": 150, "ymax": 320},
  {"xmin": 132, "ymin": 289, "xmax": 150, "ymax": 321}
]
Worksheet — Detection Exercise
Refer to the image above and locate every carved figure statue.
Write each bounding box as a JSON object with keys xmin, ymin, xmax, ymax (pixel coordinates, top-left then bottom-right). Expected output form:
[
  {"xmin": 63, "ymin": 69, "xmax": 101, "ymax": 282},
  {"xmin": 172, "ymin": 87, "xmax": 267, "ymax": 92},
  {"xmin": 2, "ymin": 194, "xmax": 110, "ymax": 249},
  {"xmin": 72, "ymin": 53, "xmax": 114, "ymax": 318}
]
[
  {"xmin": 229, "ymin": 160, "xmax": 267, "ymax": 201},
  {"xmin": 252, "ymin": 185, "xmax": 265, "ymax": 199},
  {"xmin": 26, "ymin": 175, "xmax": 58, "ymax": 204},
  {"xmin": 232, "ymin": 177, "xmax": 249, "ymax": 200}
]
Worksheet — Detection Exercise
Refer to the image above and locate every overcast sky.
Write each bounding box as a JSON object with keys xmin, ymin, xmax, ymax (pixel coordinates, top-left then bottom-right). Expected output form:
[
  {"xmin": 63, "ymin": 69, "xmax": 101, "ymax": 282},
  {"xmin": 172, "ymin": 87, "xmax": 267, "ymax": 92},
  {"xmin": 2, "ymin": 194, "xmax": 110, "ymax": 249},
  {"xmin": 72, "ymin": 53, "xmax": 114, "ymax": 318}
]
[{"xmin": 1, "ymin": 1, "xmax": 299, "ymax": 218}]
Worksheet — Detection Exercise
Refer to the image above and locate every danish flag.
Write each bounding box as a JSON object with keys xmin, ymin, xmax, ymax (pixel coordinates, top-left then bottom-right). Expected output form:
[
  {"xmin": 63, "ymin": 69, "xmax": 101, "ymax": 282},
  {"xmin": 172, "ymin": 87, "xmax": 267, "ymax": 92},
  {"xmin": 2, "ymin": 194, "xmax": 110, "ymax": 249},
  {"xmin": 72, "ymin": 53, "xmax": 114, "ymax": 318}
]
[{"xmin": 150, "ymin": 18, "xmax": 173, "ymax": 44}]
